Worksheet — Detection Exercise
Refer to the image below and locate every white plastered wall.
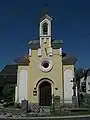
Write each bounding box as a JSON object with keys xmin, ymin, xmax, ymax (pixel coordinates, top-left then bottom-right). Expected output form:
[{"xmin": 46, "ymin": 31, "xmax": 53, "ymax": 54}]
[
  {"xmin": 86, "ymin": 76, "xmax": 90, "ymax": 94},
  {"xmin": 64, "ymin": 69, "xmax": 73, "ymax": 103},
  {"xmin": 15, "ymin": 69, "xmax": 28, "ymax": 103}
]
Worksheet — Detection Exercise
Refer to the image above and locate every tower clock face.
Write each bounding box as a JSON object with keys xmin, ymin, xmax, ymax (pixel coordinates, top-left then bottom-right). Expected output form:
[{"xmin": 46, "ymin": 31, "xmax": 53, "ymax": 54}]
[{"xmin": 39, "ymin": 58, "xmax": 53, "ymax": 72}]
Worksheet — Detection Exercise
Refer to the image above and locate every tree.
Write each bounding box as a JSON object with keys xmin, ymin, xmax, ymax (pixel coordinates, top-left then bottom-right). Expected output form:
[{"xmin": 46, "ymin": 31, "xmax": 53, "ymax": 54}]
[
  {"xmin": 75, "ymin": 68, "xmax": 85, "ymax": 80},
  {"xmin": 75, "ymin": 68, "xmax": 86, "ymax": 107},
  {"xmin": 2, "ymin": 85, "xmax": 15, "ymax": 102}
]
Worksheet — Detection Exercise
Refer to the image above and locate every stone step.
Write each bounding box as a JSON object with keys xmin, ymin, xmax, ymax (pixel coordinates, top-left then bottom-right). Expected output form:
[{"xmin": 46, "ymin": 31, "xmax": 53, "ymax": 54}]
[{"xmin": 39, "ymin": 106, "xmax": 51, "ymax": 113}]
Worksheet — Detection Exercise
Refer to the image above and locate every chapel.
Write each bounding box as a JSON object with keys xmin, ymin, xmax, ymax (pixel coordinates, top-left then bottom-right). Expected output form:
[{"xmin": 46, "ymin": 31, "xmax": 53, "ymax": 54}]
[{"xmin": 0, "ymin": 7, "xmax": 77, "ymax": 106}]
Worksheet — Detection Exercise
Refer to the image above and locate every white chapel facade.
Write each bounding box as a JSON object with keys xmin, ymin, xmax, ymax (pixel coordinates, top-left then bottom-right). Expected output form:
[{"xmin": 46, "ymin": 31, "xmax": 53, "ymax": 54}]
[{"xmin": 15, "ymin": 9, "xmax": 77, "ymax": 106}]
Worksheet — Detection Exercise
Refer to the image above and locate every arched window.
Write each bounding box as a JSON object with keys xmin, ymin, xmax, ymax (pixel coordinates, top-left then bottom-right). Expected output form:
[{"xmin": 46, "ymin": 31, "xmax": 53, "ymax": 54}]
[{"xmin": 42, "ymin": 22, "xmax": 48, "ymax": 35}]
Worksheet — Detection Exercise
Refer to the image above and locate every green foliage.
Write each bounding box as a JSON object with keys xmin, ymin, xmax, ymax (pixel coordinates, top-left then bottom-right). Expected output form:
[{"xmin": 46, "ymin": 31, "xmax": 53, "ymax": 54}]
[
  {"xmin": 2, "ymin": 85, "xmax": 15, "ymax": 102},
  {"xmin": 75, "ymin": 68, "xmax": 85, "ymax": 80}
]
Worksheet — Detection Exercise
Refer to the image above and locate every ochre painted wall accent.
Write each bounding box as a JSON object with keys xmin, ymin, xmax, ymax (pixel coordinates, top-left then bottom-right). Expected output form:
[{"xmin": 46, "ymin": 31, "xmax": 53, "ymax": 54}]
[{"xmin": 27, "ymin": 48, "xmax": 63, "ymax": 104}]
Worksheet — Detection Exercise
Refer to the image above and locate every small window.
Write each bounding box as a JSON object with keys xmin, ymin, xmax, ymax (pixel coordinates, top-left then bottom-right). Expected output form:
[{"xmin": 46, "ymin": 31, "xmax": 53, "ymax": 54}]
[
  {"xmin": 41, "ymin": 61, "xmax": 49, "ymax": 68},
  {"xmin": 46, "ymin": 38, "xmax": 49, "ymax": 39},
  {"xmin": 81, "ymin": 82, "xmax": 86, "ymax": 92},
  {"xmin": 42, "ymin": 22, "xmax": 48, "ymax": 35}
]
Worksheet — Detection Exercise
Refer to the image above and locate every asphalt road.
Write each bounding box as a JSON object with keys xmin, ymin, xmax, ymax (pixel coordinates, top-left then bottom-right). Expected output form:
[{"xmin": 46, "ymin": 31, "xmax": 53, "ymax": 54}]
[{"xmin": 0, "ymin": 115, "xmax": 90, "ymax": 120}]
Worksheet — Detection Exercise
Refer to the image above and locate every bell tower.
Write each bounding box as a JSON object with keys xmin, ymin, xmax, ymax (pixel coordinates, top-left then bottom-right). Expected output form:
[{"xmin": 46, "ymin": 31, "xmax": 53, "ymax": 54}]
[{"xmin": 39, "ymin": 5, "xmax": 52, "ymax": 48}]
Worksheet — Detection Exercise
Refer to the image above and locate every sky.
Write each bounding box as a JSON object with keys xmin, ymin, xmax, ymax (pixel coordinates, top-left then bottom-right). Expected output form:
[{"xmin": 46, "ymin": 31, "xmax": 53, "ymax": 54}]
[{"xmin": 0, "ymin": 0, "xmax": 90, "ymax": 70}]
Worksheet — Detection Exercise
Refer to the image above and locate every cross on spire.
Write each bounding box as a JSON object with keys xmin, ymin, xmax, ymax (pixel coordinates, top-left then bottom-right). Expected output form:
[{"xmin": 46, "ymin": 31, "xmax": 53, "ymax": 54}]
[
  {"xmin": 44, "ymin": 4, "xmax": 48, "ymax": 15},
  {"xmin": 40, "ymin": 4, "xmax": 52, "ymax": 22}
]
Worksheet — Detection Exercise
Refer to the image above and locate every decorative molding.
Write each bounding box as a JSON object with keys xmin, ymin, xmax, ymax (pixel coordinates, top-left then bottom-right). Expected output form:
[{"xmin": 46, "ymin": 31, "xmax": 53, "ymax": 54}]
[
  {"xmin": 59, "ymin": 48, "xmax": 62, "ymax": 55},
  {"xmin": 36, "ymin": 78, "xmax": 54, "ymax": 105},
  {"xmin": 48, "ymin": 47, "xmax": 53, "ymax": 56},
  {"xmin": 40, "ymin": 19, "xmax": 51, "ymax": 36},
  {"xmin": 35, "ymin": 77, "xmax": 54, "ymax": 88},
  {"xmin": 39, "ymin": 58, "xmax": 53, "ymax": 72},
  {"xmin": 63, "ymin": 67, "xmax": 74, "ymax": 71},
  {"xmin": 38, "ymin": 48, "xmax": 42, "ymax": 57},
  {"xmin": 29, "ymin": 49, "xmax": 32, "ymax": 56}
]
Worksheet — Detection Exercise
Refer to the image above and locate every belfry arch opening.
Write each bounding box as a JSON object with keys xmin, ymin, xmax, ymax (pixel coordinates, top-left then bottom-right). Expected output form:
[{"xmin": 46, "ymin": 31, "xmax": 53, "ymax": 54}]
[{"xmin": 42, "ymin": 22, "xmax": 48, "ymax": 35}]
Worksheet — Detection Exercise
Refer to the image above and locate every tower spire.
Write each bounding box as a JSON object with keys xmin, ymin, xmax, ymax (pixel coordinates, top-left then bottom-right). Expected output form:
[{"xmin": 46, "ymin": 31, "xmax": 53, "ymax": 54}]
[{"xmin": 44, "ymin": 4, "xmax": 48, "ymax": 15}]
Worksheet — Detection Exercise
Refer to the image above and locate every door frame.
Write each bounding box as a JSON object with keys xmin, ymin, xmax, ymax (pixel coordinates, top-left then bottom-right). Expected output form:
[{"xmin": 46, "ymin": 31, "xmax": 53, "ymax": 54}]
[{"xmin": 36, "ymin": 78, "xmax": 54, "ymax": 106}]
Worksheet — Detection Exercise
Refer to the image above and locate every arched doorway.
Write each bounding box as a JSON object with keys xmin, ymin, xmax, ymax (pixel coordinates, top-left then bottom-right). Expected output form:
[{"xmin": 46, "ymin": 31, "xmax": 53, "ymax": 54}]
[{"xmin": 39, "ymin": 81, "xmax": 52, "ymax": 106}]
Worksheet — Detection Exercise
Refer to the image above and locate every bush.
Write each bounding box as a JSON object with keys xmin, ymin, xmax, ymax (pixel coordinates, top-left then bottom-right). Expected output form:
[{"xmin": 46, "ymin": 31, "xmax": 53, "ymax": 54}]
[{"xmin": 2, "ymin": 85, "xmax": 15, "ymax": 102}]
